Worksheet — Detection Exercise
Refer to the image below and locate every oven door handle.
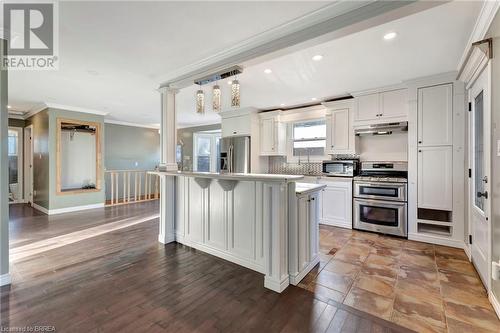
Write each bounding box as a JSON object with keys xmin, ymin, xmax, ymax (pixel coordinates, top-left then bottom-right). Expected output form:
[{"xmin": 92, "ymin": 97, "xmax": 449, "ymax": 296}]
[{"xmin": 354, "ymin": 198, "xmax": 406, "ymax": 208}]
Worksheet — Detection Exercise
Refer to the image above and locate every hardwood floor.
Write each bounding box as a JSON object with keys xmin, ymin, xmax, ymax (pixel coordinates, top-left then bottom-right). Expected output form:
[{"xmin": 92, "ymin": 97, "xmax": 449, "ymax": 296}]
[{"xmin": 2, "ymin": 203, "xmax": 412, "ymax": 332}]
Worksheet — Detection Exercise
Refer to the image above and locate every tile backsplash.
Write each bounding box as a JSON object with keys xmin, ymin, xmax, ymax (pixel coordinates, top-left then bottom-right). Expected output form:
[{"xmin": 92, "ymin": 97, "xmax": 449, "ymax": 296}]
[{"xmin": 268, "ymin": 156, "xmax": 323, "ymax": 176}]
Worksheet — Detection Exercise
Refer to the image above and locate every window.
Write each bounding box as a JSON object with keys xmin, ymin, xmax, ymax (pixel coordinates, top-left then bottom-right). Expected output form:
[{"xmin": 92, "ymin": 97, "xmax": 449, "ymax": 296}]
[
  {"xmin": 288, "ymin": 119, "xmax": 326, "ymax": 161},
  {"xmin": 193, "ymin": 131, "xmax": 221, "ymax": 172},
  {"xmin": 8, "ymin": 130, "xmax": 18, "ymax": 156}
]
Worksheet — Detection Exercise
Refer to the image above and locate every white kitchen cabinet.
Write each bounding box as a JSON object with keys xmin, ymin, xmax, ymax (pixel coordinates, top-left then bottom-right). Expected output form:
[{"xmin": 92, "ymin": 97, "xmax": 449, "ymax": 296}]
[
  {"xmin": 221, "ymin": 115, "xmax": 251, "ymax": 137},
  {"xmin": 354, "ymin": 89, "xmax": 408, "ymax": 124},
  {"xmin": 417, "ymin": 84, "xmax": 453, "ymax": 146},
  {"xmin": 323, "ymin": 100, "xmax": 356, "ymax": 155},
  {"xmin": 259, "ymin": 112, "xmax": 286, "ymax": 156},
  {"xmin": 381, "ymin": 89, "xmax": 408, "ymax": 119},
  {"xmin": 290, "ymin": 188, "xmax": 321, "ymax": 285},
  {"xmin": 417, "ymin": 146, "xmax": 453, "ymax": 210},
  {"xmin": 355, "ymin": 93, "xmax": 380, "ymax": 121},
  {"xmin": 318, "ymin": 177, "xmax": 352, "ymax": 229}
]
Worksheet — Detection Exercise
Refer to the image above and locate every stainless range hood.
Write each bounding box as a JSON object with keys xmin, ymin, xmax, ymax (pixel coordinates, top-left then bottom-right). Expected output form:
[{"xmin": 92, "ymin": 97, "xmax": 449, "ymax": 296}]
[{"xmin": 354, "ymin": 121, "xmax": 408, "ymax": 136}]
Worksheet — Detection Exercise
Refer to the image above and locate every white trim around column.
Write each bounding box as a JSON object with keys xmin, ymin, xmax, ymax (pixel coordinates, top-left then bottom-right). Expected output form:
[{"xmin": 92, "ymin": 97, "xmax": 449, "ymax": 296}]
[
  {"xmin": 0, "ymin": 273, "xmax": 11, "ymax": 286},
  {"xmin": 32, "ymin": 203, "xmax": 104, "ymax": 215}
]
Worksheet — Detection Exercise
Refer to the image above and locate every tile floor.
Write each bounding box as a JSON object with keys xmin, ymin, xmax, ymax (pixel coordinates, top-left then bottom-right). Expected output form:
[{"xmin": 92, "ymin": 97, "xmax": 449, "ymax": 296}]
[{"xmin": 298, "ymin": 225, "xmax": 500, "ymax": 333}]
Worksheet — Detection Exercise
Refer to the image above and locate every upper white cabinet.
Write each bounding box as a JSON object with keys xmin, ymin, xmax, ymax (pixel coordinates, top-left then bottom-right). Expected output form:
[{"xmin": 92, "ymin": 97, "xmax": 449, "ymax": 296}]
[
  {"xmin": 221, "ymin": 115, "xmax": 252, "ymax": 137},
  {"xmin": 323, "ymin": 100, "xmax": 356, "ymax": 155},
  {"xmin": 417, "ymin": 146, "xmax": 453, "ymax": 210},
  {"xmin": 354, "ymin": 88, "xmax": 408, "ymax": 124},
  {"xmin": 355, "ymin": 93, "xmax": 380, "ymax": 121},
  {"xmin": 259, "ymin": 111, "xmax": 286, "ymax": 156},
  {"xmin": 417, "ymin": 84, "xmax": 453, "ymax": 146}
]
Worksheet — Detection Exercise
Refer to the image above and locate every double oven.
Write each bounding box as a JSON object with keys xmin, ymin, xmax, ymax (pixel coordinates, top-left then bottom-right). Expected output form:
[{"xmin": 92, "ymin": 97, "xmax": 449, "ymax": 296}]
[{"xmin": 352, "ymin": 162, "xmax": 408, "ymax": 237}]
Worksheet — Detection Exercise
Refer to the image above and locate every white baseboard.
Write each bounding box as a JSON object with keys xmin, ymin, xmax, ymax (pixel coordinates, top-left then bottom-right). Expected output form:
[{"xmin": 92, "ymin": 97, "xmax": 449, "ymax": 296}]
[
  {"xmin": 320, "ymin": 220, "xmax": 352, "ymax": 229},
  {"xmin": 32, "ymin": 203, "xmax": 49, "ymax": 214},
  {"xmin": 0, "ymin": 273, "xmax": 11, "ymax": 286},
  {"xmin": 408, "ymin": 232, "xmax": 465, "ymax": 249},
  {"xmin": 158, "ymin": 233, "xmax": 175, "ymax": 244},
  {"xmin": 264, "ymin": 275, "xmax": 290, "ymax": 293},
  {"xmin": 463, "ymin": 243, "xmax": 472, "ymax": 261},
  {"xmin": 48, "ymin": 203, "xmax": 104, "ymax": 215},
  {"xmin": 489, "ymin": 291, "xmax": 500, "ymax": 320},
  {"xmin": 290, "ymin": 255, "xmax": 320, "ymax": 285}
]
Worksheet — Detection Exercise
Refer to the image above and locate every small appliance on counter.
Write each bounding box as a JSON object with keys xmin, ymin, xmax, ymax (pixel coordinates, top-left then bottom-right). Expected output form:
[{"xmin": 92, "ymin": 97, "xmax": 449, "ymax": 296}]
[
  {"xmin": 220, "ymin": 136, "xmax": 251, "ymax": 173},
  {"xmin": 353, "ymin": 161, "xmax": 408, "ymax": 237},
  {"xmin": 322, "ymin": 159, "xmax": 359, "ymax": 178}
]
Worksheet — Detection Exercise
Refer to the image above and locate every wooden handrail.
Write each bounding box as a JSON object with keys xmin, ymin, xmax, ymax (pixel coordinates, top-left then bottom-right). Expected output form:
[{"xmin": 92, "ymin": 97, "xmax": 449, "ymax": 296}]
[{"xmin": 105, "ymin": 170, "xmax": 160, "ymax": 206}]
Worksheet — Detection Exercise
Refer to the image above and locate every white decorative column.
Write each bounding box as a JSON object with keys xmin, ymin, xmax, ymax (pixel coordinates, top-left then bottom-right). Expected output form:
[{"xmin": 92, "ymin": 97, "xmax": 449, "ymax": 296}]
[{"xmin": 158, "ymin": 86, "xmax": 178, "ymax": 244}]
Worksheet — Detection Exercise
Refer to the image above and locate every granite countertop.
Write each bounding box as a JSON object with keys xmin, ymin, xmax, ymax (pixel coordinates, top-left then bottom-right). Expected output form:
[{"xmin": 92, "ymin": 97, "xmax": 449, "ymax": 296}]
[
  {"xmin": 295, "ymin": 182, "xmax": 327, "ymax": 195},
  {"xmin": 149, "ymin": 171, "xmax": 304, "ymax": 182}
]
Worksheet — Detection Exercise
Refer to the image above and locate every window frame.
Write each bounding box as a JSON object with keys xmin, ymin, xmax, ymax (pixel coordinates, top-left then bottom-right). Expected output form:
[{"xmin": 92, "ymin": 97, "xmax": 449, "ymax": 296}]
[{"xmin": 286, "ymin": 118, "xmax": 328, "ymax": 163}]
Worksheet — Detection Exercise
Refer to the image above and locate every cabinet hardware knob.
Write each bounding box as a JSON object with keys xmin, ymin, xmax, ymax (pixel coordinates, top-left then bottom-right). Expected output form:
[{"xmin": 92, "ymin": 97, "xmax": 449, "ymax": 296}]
[
  {"xmin": 311, "ymin": 197, "xmax": 315, "ymax": 201},
  {"xmin": 477, "ymin": 191, "xmax": 488, "ymax": 199},
  {"xmin": 418, "ymin": 141, "xmax": 422, "ymax": 144},
  {"xmin": 418, "ymin": 150, "xmax": 422, "ymax": 152}
]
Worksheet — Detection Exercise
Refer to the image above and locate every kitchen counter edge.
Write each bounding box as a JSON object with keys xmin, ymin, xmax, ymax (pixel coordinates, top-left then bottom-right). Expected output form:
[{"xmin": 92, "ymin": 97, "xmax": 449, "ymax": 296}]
[{"xmin": 149, "ymin": 171, "xmax": 304, "ymax": 182}]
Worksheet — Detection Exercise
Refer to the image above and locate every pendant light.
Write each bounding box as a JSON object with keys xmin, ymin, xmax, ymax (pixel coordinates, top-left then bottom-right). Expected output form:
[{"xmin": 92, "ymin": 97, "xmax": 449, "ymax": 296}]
[
  {"xmin": 212, "ymin": 83, "xmax": 221, "ymax": 112},
  {"xmin": 196, "ymin": 85, "xmax": 204, "ymax": 114},
  {"xmin": 231, "ymin": 77, "xmax": 240, "ymax": 108}
]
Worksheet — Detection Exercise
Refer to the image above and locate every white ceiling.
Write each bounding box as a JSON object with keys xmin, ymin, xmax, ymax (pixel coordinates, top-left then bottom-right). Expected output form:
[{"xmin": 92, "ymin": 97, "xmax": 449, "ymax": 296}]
[
  {"xmin": 7, "ymin": 1, "xmax": 328, "ymax": 124},
  {"xmin": 176, "ymin": 0, "xmax": 482, "ymax": 127},
  {"xmin": 8, "ymin": 1, "xmax": 482, "ymax": 128}
]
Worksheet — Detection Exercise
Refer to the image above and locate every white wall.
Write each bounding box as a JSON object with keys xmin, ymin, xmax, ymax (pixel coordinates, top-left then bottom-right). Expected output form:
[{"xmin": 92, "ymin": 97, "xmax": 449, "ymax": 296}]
[
  {"xmin": 60, "ymin": 131, "xmax": 96, "ymax": 190},
  {"xmin": 358, "ymin": 132, "xmax": 408, "ymax": 161}
]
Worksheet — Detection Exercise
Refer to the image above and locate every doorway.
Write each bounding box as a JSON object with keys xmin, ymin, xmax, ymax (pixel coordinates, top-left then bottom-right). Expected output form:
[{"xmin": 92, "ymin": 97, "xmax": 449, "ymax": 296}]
[
  {"xmin": 8, "ymin": 127, "xmax": 23, "ymax": 204},
  {"xmin": 24, "ymin": 125, "xmax": 33, "ymax": 205},
  {"xmin": 469, "ymin": 64, "xmax": 491, "ymax": 289}
]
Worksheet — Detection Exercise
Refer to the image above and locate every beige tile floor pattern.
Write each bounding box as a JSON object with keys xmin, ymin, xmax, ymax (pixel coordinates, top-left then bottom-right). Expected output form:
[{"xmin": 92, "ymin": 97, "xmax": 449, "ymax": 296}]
[{"xmin": 297, "ymin": 225, "xmax": 500, "ymax": 333}]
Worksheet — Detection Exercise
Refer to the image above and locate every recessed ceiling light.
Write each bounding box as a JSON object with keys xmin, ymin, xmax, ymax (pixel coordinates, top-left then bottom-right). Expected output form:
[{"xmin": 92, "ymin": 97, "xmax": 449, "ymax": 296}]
[
  {"xmin": 264, "ymin": 69, "xmax": 272, "ymax": 74},
  {"xmin": 383, "ymin": 32, "xmax": 397, "ymax": 40},
  {"xmin": 7, "ymin": 105, "xmax": 11, "ymax": 109},
  {"xmin": 311, "ymin": 98, "xmax": 317, "ymax": 101},
  {"xmin": 312, "ymin": 55, "xmax": 323, "ymax": 61},
  {"xmin": 227, "ymin": 80, "xmax": 232, "ymax": 85},
  {"xmin": 280, "ymin": 103, "xmax": 285, "ymax": 107}
]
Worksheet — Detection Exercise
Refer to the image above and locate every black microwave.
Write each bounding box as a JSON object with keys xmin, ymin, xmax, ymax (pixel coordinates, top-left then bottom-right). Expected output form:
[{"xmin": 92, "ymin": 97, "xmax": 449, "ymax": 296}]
[{"xmin": 322, "ymin": 160, "xmax": 359, "ymax": 177}]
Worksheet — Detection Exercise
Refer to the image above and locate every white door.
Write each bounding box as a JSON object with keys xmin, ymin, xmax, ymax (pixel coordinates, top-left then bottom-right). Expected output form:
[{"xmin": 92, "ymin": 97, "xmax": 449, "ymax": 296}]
[
  {"xmin": 318, "ymin": 178, "xmax": 352, "ymax": 229},
  {"xmin": 469, "ymin": 67, "xmax": 491, "ymax": 288}
]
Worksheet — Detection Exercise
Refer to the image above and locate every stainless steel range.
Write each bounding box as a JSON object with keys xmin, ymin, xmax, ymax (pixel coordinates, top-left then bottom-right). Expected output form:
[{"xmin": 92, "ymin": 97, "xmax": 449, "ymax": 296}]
[{"xmin": 353, "ymin": 161, "xmax": 408, "ymax": 237}]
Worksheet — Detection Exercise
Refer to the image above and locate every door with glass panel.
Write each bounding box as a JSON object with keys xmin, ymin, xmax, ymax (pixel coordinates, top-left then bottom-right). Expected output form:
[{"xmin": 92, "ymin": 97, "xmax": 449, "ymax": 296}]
[
  {"xmin": 469, "ymin": 67, "xmax": 491, "ymax": 287},
  {"xmin": 193, "ymin": 131, "xmax": 221, "ymax": 172},
  {"xmin": 8, "ymin": 127, "xmax": 23, "ymax": 203}
]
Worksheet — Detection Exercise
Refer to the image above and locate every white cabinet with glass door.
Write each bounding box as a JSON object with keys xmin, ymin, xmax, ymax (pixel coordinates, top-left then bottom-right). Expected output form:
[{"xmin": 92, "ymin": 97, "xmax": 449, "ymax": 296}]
[
  {"xmin": 323, "ymin": 99, "xmax": 356, "ymax": 155},
  {"xmin": 8, "ymin": 127, "xmax": 23, "ymax": 204},
  {"xmin": 287, "ymin": 119, "xmax": 326, "ymax": 163},
  {"xmin": 193, "ymin": 131, "xmax": 221, "ymax": 172},
  {"xmin": 259, "ymin": 111, "xmax": 286, "ymax": 156}
]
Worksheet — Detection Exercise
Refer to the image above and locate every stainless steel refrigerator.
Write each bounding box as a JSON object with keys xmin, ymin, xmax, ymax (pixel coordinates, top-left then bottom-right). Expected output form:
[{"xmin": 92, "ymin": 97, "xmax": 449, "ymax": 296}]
[{"xmin": 219, "ymin": 136, "xmax": 251, "ymax": 173}]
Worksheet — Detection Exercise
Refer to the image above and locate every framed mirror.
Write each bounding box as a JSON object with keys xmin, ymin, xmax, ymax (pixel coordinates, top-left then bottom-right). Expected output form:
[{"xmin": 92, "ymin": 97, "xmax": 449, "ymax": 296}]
[{"xmin": 56, "ymin": 118, "xmax": 102, "ymax": 194}]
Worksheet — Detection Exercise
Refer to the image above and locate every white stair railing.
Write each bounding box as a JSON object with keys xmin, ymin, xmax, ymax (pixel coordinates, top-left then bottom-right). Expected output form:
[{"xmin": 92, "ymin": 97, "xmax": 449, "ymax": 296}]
[{"xmin": 105, "ymin": 170, "xmax": 160, "ymax": 206}]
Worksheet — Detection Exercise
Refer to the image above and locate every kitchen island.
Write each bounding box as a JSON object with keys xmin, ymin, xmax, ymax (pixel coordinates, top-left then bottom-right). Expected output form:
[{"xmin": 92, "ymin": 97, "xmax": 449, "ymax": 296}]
[{"xmin": 151, "ymin": 171, "xmax": 324, "ymax": 292}]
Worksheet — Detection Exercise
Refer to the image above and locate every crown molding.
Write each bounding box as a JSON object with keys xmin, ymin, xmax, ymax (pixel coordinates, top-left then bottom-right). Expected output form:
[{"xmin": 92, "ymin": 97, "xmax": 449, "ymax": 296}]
[
  {"xmin": 45, "ymin": 103, "xmax": 109, "ymax": 116},
  {"xmin": 104, "ymin": 119, "xmax": 160, "ymax": 130},
  {"xmin": 23, "ymin": 103, "xmax": 48, "ymax": 120},
  {"xmin": 158, "ymin": 0, "xmax": 428, "ymax": 89},
  {"xmin": 457, "ymin": 1, "xmax": 499, "ymax": 76}
]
